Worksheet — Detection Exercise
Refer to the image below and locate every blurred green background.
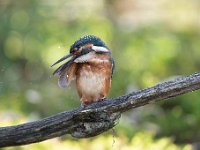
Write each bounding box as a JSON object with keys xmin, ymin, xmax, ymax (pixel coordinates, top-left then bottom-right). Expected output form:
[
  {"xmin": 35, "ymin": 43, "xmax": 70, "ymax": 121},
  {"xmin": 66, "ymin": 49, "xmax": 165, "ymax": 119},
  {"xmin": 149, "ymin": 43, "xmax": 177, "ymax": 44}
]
[{"xmin": 0, "ymin": 0, "xmax": 200, "ymax": 149}]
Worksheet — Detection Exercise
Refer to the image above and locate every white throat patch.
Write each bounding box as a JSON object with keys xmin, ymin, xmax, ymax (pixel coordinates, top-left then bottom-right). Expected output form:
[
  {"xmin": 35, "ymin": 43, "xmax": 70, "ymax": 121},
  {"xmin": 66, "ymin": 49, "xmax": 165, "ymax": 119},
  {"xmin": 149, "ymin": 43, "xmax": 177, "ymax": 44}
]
[{"xmin": 74, "ymin": 52, "xmax": 94, "ymax": 63}]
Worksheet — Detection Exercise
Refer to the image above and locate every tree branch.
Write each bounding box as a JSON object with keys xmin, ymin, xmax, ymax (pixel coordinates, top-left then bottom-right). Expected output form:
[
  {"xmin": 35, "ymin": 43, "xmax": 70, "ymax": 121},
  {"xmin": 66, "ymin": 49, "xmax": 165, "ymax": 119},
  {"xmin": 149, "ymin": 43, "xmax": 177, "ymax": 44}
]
[{"xmin": 1, "ymin": 72, "xmax": 200, "ymax": 147}]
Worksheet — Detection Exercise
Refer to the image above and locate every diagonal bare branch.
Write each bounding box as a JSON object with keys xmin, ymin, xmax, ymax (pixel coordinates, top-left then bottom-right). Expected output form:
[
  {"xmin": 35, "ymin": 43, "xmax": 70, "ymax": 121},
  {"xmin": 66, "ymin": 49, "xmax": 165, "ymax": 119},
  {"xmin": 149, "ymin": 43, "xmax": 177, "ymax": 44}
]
[{"xmin": 1, "ymin": 72, "xmax": 200, "ymax": 148}]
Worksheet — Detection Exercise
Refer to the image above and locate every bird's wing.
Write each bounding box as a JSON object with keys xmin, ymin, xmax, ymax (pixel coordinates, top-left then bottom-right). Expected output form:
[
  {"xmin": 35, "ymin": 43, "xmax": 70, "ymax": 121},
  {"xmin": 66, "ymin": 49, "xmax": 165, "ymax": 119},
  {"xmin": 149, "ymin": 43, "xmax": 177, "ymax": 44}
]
[
  {"xmin": 58, "ymin": 63, "xmax": 77, "ymax": 88},
  {"xmin": 53, "ymin": 56, "xmax": 78, "ymax": 88}
]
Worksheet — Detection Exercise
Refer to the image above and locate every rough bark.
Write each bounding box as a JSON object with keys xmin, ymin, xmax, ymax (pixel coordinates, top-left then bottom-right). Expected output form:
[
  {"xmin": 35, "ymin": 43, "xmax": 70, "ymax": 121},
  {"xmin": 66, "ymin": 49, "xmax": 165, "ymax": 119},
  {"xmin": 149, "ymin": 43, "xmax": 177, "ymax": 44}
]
[{"xmin": 1, "ymin": 72, "xmax": 200, "ymax": 147}]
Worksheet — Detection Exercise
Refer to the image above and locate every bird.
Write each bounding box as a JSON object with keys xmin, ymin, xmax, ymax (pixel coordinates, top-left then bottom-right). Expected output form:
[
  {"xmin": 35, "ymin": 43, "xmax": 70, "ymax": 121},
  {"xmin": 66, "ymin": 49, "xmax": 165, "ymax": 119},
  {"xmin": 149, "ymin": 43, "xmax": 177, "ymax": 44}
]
[{"xmin": 51, "ymin": 35, "xmax": 114, "ymax": 106}]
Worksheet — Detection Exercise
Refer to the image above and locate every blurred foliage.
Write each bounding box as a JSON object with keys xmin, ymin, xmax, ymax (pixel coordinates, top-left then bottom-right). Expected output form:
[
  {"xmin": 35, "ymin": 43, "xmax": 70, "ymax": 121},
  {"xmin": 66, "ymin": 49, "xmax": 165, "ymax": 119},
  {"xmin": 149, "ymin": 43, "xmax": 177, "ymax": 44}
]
[
  {"xmin": 1, "ymin": 131, "xmax": 191, "ymax": 150},
  {"xmin": 0, "ymin": 0, "xmax": 200, "ymax": 149}
]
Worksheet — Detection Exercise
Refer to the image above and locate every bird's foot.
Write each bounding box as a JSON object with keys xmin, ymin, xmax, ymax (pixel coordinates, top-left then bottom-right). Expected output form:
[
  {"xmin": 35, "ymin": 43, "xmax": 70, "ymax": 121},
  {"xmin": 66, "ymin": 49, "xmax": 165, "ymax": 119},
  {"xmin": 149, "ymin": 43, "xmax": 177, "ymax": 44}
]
[
  {"xmin": 81, "ymin": 103, "xmax": 87, "ymax": 108},
  {"xmin": 98, "ymin": 97, "xmax": 106, "ymax": 102}
]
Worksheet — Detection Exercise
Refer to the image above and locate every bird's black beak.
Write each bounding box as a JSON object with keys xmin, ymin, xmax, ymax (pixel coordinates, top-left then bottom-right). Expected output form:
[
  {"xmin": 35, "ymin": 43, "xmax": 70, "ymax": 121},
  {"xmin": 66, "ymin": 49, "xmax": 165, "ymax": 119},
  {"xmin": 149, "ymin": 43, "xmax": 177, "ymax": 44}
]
[{"xmin": 51, "ymin": 53, "xmax": 73, "ymax": 67}]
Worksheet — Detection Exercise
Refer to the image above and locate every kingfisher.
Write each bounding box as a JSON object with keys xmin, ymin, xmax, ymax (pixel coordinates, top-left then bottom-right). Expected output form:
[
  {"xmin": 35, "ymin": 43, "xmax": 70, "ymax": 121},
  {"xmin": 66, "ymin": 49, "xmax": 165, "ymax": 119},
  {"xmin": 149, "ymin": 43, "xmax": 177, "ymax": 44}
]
[{"xmin": 51, "ymin": 35, "xmax": 114, "ymax": 106}]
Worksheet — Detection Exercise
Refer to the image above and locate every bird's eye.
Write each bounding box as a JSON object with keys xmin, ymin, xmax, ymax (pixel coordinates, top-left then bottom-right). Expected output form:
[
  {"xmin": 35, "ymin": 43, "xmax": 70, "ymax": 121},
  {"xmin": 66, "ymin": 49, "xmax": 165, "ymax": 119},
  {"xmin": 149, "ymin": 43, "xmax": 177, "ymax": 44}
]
[{"xmin": 70, "ymin": 47, "xmax": 78, "ymax": 53}]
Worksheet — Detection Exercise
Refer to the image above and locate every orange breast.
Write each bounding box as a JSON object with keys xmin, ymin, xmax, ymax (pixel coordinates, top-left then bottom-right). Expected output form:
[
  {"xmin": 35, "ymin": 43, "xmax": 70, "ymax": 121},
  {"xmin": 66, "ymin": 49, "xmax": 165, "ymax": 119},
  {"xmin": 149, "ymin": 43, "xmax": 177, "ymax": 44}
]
[{"xmin": 76, "ymin": 55, "xmax": 112, "ymax": 105}]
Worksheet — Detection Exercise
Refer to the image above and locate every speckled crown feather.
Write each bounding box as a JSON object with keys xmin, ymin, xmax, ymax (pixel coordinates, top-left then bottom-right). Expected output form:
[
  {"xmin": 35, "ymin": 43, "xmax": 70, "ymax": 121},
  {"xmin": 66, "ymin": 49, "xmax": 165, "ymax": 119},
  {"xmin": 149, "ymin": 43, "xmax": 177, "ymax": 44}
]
[{"xmin": 70, "ymin": 35, "xmax": 108, "ymax": 52}]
